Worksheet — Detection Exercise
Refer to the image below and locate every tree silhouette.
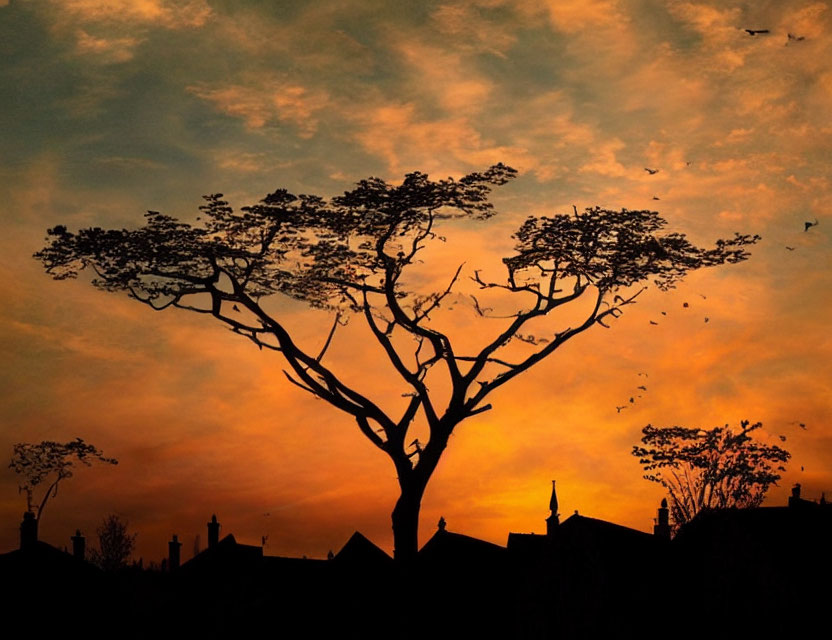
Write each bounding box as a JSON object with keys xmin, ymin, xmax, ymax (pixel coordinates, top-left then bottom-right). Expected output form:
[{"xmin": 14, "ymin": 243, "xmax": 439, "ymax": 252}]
[
  {"xmin": 89, "ymin": 513, "xmax": 137, "ymax": 571},
  {"xmin": 633, "ymin": 420, "xmax": 790, "ymax": 533},
  {"xmin": 9, "ymin": 438, "xmax": 117, "ymax": 522},
  {"xmin": 35, "ymin": 164, "xmax": 760, "ymax": 561}
]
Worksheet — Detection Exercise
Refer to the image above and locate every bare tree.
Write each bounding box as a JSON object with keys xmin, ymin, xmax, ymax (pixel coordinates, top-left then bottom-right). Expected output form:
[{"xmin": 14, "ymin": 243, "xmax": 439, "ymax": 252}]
[
  {"xmin": 88, "ymin": 514, "xmax": 137, "ymax": 571},
  {"xmin": 633, "ymin": 420, "xmax": 791, "ymax": 532},
  {"xmin": 9, "ymin": 438, "xmax": 117, "ymax": 522},
  {"xmin": 35, "ymin": 164, "xmax": 759, "ymax": 561}
]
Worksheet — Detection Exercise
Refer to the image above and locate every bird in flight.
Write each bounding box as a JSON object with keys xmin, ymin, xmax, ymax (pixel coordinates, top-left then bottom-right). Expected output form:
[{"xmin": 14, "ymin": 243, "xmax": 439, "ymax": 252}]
[
  {"xmin": 745, "ymin": 29, "xmax": 770, "ymax": 36},
  {"xmin": 787, "ymin": 33, "xmax": 805, "ymax": 43},
  {"xmin": 652, "ymin": 196, "xmax": 660, "ymax": 201},
  {"xmin": 649, "ymin": 320, "xmax": 658, "ymax": 325},
  {"xmin": 785, "ymin": 246, "xmax": 796, "ymax": 251},
  {"xmin": 704, "ymin": 317, "xmax": 709, "ymax": 323},
  {"xmin": 644, "ymin": 167, "xmax": 659, "ymax": 175},
  {"xmin": 637, "ymin": 385, "xmax": 647, "ymax": 391},
  {"xmin": 805, "ymin": 219, "xmax": 819, "ymax": 232},
  {"xmin": 616, "ymin": 405, "xmax": 627, "ymax": 413}
]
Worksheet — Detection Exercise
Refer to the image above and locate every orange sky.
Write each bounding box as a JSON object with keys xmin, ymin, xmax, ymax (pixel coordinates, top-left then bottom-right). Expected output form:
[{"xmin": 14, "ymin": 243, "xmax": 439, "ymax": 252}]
[{"xmin": 1, "ymin": 0, "xmax": 831, "ymax": 562}]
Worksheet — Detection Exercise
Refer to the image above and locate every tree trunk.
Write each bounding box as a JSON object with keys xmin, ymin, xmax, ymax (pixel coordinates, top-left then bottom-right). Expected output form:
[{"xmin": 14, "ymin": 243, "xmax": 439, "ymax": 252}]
[{"xmin": 391, "ymin": 479, "xmax": 426, "ymax": 564}]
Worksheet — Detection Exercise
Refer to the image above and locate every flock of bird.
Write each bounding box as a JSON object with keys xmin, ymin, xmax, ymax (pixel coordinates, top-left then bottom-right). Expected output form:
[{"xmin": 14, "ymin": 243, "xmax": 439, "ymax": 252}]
[{"xmin": 615, "ymin": 372, "xmax": 649, "ymax": 413}]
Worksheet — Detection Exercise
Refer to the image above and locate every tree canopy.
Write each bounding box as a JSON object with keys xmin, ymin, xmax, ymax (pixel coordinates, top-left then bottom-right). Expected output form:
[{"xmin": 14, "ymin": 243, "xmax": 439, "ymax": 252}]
[
  {"xmin": 9, "ymin": 438, "xmax": 117, "ymax": 521},
  {"xmin": 633, "ymin": 420, "xmax": 791, "ymax": 532},
  {"xmin": 35, "ymin": 164, "xmax": 760, "ymax": 560}
]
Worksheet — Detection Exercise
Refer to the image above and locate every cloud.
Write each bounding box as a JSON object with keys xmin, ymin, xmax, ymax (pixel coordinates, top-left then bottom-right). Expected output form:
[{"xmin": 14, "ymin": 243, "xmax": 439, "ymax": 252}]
[
  {"xmin": 188, "ymin": 81, "xmax": 330, "ymax": 137},
  {"xmin": 541, "ymin": 0, "xmax": 625, "ymax": 33},
  {"xmin": 350, "ymin": 101, "xmax": 534, "ymax": 176},
  {"xmin": 52, "ymin": 0, "xmax": 212, "ymax": 29},
  {"xmin": 579, "ymin": 138, "xmax": 628, "ymax": 177},
  {"xmin": 74, "ymin": 29, "xmax": 142, "ymax": 63},
  {"xmin": 393, "ymin": 38, "xmax": 494, "ymax": 114},
  {"xmin": 430, "ymin": 2, "xmax": 518, "ymax": 56}
]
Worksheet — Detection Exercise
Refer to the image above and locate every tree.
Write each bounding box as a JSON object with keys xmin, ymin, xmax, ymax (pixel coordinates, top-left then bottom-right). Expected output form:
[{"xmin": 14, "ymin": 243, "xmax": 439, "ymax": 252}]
[
  {"xmin": 88, "ymin": 514, "xmax": 137, "ymax": 571},
  {"xmin": 632, "ymin": 420, "xmax": 791, "ymax": 532},
  {"xmin": 35, "ymin": 164, "xmax": 760, "ymax": 561},
  {"xmin": 9, "ymin": 438, "xmax": 117, "ymax": 522}
]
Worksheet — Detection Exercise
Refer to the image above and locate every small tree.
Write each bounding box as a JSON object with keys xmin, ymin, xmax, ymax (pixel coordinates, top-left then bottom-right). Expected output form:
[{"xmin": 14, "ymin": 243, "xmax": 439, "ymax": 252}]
[
  {"xmin": 9, "ymin": 438, "xmax": 117, "ymax": 522},
  {"xmin": 89, "ymin": 514, "xmax": 137, "ymax": 571},
  {"xmin": 35, "ymin": 165, "xmax": 760, "ymax": 561},
  {"xmin": 633, "ymin": 420, "xmax": 790, "ymax": 532}
]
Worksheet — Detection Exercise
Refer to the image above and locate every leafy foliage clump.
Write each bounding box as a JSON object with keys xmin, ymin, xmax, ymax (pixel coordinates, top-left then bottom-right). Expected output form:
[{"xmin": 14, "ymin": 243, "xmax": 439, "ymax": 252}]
[
  {"xmin": 633, "ymin": 420, "xmax": 790, "ymax": 531},
  {"xmin": 9, "ymin": 438, "xmax": 117, "ymax": 520}
]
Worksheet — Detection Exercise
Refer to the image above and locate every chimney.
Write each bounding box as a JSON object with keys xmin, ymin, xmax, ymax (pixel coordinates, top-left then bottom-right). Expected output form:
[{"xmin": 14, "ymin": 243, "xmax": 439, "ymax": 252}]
[
  {"xmin": 789, "ymin": 483, "xmax": 802, "ymax": 508},
  {"xmin": 546, "ymin": 480, "xmax": 559, "ymax": 537},
  {"xmin": 20, "ymin": 511, "xmax": 38, "ymax": 550},
  {"xmin": 207, "ymin": 514, "xmax": 220, "ymax": 549},
  {"xmin": 169, "ymin": 534, "xmax": 182, "ymax": 570},
  {"xmin": 71, "ymin": 529, "xmax": 86, "ymax": 560},
  {"xmin": 654, "ymin": 499, "xmax": 671, "ymax": 540}
]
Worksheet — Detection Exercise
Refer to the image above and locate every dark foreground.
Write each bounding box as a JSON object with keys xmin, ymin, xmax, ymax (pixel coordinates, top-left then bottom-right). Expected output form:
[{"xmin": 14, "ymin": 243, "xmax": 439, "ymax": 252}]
[{"xmin": 4, "ymin": 495, "xmax": 831, "ymax": 640}]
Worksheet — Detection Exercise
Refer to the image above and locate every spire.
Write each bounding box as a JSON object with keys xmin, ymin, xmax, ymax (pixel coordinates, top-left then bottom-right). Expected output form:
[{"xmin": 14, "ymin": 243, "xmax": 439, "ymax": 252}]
[
  {"xmin": 549, "ymin": 480, "xmax": 558, "ymax": 514},
  {"xmin": 546, "ymin": 480, "xmax": 560, "ymax": 537}
]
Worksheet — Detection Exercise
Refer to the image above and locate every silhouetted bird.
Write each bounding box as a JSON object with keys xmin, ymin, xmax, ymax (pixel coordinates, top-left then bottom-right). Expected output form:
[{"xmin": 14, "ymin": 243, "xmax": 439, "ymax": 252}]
[
  {"xmin": 616, "ymin": 405, "xmax": 627, "ymax": 413},
  {"xmin": 661, "ymin": 311, "xmax": 667, "ymax": 316},
  {"xmin": 637, "ymin": 385, "xmax": 647, "ymax": 391},
  {"xmin": 652, "ymin": 196, "xmax": 660, "ymax": 200},
  {"xmin": 649, "ymin": 320, "xmax": 658, "ymax": 325},
  {"xmin": 232, "ymin": 304, "xmax": 241, "ymax": 312},
  {"xmin": 787, "ymin": 33, "xmax": 805, "ymax": 42},
  {"xmin": 629, "ymin": 397, "xmax": 634, "ymax": 403},
  {"xmin": 699, "ymin": 293, "xmax": 707, "ymax": 299},
  {"xmin": 686, "ymin": 161, "xmax": 692, "ymax": 166},
  {"xmin": 785, "ymin": 246, "xmax": 796, "ymax": 251},
  {"xmin": 745, "ymin": 29, "xmax": 770, "ymax": 35},
  {"xmin": 805, "ymin": 219, "xmax": 819, "ymax": 231},
  {"xmin": 644, "ymin": 167, "xmax": 659, "ymax": 175},
  {"xmin": 683, "ymin": 302, "xmax": 689, "ymax": 308},
  {"xmin": 779, "ymin": 435, "xmax": 787, "ymax": 442},
  {"xmin": 638, "ymin": 372, "xmax": 648, "ymax": 377},
  {"xmin": 704, "ymin": 317, "xmax": 709, "ymax": 323}
]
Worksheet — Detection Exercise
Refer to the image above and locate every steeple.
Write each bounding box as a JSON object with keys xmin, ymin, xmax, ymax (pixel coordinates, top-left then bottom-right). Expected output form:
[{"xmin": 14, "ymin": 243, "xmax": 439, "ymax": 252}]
[{"xmin": 546, "ymin": 480, "xmax": 560, "ymax": 537}]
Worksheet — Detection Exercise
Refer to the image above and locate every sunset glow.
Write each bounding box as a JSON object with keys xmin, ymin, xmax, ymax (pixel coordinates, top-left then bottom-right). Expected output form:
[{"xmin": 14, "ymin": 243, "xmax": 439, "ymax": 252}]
[{"xmin": 1, "ymin": 0, "xmax": 831, "ymax": 563}]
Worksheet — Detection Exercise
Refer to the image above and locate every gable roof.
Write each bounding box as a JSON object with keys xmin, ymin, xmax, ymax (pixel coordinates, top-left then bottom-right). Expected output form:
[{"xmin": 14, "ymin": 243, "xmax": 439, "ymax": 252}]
[
  {"xmin": 332, "ymin": 531, "xmax": 392, "ymax": 567},
  {"xmin": 419, "ymin": 528, "xmax": 506, "ymax": 566}
]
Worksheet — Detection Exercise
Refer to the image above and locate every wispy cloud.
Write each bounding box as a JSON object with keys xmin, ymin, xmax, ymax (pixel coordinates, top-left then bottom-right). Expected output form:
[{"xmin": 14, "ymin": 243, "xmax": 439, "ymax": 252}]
[
  {"xmin": 53, "ymin": 0, "xmax": 213, "ymax": 29},
  {"xmin": 188, "ymin": 80, "xmax": 329, "ymax": 137}
]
